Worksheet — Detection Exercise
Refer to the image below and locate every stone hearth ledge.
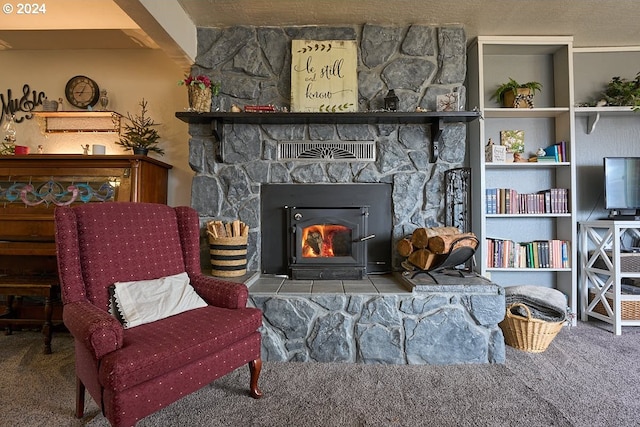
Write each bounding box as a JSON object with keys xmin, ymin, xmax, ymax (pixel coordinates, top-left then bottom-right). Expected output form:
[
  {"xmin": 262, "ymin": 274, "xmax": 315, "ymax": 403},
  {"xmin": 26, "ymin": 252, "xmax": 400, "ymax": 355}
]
[{"xmin": 246, "ymin": 273, "xmax": 506, "ymax": 365}]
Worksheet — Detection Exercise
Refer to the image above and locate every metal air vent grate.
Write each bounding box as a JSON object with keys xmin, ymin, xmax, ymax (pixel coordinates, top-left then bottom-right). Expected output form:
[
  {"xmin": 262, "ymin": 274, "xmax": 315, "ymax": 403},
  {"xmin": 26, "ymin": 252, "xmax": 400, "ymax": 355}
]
[{"xmin": 277, "ymin": 141, "xmax": 375, "ymax": 162}]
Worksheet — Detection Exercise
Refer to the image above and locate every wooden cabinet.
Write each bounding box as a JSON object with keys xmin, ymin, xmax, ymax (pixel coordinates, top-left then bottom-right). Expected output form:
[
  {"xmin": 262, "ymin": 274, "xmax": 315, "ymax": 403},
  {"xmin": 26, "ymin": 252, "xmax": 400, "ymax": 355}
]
[
  {"xmin": 0, "ymin": 155, "xmax": 172, "ymax": 263},
  {"xmin": 467, "ymin": 36, "xmax": 577, "ymax": 324},
  {"xmin": 0, "ymin": 155, "xmax": 172, "ymax": 336}
]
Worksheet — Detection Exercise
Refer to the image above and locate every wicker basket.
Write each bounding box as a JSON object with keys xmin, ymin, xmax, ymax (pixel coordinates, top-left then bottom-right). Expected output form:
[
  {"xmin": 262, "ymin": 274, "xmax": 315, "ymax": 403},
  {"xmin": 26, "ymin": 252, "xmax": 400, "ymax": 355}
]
[
  {"xmin": 590, "ymin": 251, "xmax": 640, "ymax": 272},
  {"xmin": 499, "ymin": 303, "xmax": 564, "ymax": 353},
  {"xmin": 208, "ymin": 235, "xmax": 247, "ymax": 278},
  {"xmin": 188, "ymin": 86, "xmax": 212, "ymax": 113},
  {"xmin": 588, "ymin": 290, "xmax": 640, "ymax": 320}
]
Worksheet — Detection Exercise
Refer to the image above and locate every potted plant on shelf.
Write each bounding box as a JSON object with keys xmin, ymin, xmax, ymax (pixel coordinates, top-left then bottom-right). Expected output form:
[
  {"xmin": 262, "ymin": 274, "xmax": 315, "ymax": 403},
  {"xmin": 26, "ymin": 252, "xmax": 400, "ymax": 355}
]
[
  {"xmin": 600, "ymin": 72, "xmax": 640, "ymax": 111},
  {"xmin": 179, "ymin": 74, "xmax": 221, "ymax": 113},
  {"xmin": 491, "ymin": 78, "xmax": 543, "ymax": 108},
  {"xmin": 116, "ymin": 99, "xmax": 164, "ymax": 156}
]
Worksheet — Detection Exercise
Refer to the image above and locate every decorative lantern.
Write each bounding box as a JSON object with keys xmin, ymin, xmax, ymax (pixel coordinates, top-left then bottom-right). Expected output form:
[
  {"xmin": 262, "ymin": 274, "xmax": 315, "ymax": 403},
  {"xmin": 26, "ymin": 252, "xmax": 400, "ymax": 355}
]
[{"xmin": 384, "ymin": 90, "xmax": 399, "ymax": 111}]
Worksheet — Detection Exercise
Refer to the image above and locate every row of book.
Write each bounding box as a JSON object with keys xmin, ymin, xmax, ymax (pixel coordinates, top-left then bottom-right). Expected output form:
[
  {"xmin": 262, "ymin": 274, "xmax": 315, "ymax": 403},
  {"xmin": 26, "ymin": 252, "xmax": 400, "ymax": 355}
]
[
  {"xmin": 486, "ymin": 238, "xmax": 570, "ymax": 269},
  {"xmin": 486, "ymin": 188, "xmax": 569, "ymax": 214},
  {"xmin": 536, "ymin": 141, "xmax": 567, "ymax": 163}
]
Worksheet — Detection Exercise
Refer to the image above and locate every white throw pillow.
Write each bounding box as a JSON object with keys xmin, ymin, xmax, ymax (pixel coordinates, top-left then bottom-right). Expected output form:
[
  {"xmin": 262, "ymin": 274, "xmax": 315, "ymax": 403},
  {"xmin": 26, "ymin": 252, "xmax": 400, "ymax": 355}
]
[{"xmin": 109, "ymin": 272, "xmax": 207, "ymax": 329}]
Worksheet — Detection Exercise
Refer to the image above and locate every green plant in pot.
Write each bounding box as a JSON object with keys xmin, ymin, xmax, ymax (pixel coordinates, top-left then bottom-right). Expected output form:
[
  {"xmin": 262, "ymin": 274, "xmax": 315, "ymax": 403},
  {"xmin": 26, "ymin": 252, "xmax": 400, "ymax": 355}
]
[
  {"xmin": 491, "ymin": 78, "xmax": 543, "ymax": 108},
  {"xmin": 116, "ymin": 99, "xmax": 164, "ymax": 156},
  {"xmin": 600, "ymin": 72, "xmax": 640, "ymax": 111}
]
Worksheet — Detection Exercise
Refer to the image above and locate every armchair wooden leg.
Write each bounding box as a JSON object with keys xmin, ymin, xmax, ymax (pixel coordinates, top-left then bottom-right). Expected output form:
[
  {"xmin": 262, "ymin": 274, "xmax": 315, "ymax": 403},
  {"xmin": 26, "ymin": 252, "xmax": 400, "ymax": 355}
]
[
  {"xmin": 248, "ymin": 358, "xmax": 263, "ymax": 399},
  {"xmin": 75, "ymin": 377, "xmax": 85, "ymax": 418}
]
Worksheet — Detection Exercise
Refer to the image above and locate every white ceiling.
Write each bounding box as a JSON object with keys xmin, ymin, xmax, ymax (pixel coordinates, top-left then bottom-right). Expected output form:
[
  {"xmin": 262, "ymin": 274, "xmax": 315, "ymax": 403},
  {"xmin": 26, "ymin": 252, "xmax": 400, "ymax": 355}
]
[{"xmin": 0, "ymin": 0, "xmax": 639, "ymax": 54}]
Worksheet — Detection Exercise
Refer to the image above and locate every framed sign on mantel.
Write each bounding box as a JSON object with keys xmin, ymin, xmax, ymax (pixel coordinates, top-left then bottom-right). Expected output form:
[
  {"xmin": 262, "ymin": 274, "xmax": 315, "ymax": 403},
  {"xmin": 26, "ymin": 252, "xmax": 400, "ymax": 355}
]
[{"xmin": 290, "ymin": 39, "xmax": 358, "ymax": 113}]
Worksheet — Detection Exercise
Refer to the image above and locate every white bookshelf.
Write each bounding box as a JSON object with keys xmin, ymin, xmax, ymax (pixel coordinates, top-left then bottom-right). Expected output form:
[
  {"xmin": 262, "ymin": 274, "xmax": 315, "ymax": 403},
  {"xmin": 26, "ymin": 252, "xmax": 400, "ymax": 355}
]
[{"xmin": 468, "ymin": 36, "xmax": 577, "ymax": 324}]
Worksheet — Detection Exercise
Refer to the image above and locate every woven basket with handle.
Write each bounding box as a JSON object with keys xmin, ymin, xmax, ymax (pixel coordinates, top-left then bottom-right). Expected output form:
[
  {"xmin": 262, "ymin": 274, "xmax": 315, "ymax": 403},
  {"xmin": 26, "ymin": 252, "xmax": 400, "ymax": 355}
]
[{"xmin": 499, "ymin": 303, "xmax": 564, "ymax": 353}]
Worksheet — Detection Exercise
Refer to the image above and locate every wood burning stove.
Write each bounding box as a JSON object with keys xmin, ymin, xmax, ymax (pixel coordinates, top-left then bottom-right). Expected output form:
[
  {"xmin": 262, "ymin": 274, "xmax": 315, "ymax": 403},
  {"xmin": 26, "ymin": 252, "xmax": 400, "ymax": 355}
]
[
  {"xmin": 260, "ymin": 183, "xmax": 392, "ymax": 278},
  {"xmin": 287, "ymin": 206, "xmax": 373, "ymax": 280}
]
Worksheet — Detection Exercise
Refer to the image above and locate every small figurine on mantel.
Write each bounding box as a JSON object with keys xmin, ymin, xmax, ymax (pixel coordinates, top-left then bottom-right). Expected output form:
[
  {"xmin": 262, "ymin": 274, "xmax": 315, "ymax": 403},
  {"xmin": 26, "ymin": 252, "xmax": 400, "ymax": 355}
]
[
  {"xmin": 513, "ymin": 152, "xmax": 527, "ymax": 162},
  {"xmin": 82, "ymin": 144, "xmax": 90, "ymax": 155},
  {"xmin": 37, "ymin": 145, "xmax": 44, "ymax": 154}
]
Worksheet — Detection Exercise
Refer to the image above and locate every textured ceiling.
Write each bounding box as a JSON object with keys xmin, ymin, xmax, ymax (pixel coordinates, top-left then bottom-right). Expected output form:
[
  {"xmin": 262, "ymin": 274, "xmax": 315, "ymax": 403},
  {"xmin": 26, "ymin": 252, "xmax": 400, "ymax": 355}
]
[
  {"xmin": 1, "ymin": 0, "xmax": 639, "ymax": 52},
  {"xmin": 177, "ymin": 0, "xmax": 640, "ymax": 48}
]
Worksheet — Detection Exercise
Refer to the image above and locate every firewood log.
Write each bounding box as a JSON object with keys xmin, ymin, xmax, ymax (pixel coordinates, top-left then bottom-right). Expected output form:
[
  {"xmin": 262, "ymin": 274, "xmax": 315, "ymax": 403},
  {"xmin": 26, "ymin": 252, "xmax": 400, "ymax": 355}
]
[
  {"xmin": 411, "ymin": 228, "xmax": 430, "ymax": 249},
  {"xmin": 408, "ymin": 249, "xmax": 442, "ymax": 270},
  {"xmin": 427, "ymin": 232, "xmax": 477, "ymax": 254},
  {"xmin": 396, "ymin": 237, "xmax": 414, "ymax": 257},
  {"xmin": 427, "ymin": 226, "xmax": 462, "ymax": 237},
  {"xmin": 215, "ymin": 221, "xmax": 226, "ymax": 238},
  {"xmin": 411, "ymin": 226, "xmax": 461, "ymax": 249}
]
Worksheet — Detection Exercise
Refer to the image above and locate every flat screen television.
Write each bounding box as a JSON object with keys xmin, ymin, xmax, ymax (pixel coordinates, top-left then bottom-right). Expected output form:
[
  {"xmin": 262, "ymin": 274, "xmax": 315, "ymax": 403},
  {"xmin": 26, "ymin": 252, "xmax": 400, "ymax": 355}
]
[{"xmin": 604, "ymin": 157, "xmax": 640, "ymax": 219}]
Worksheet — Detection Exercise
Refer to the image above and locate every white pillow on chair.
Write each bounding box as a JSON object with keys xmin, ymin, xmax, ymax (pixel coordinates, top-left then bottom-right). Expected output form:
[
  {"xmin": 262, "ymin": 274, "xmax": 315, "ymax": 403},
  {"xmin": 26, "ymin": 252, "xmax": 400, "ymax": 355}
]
[{"xmin": 109, "ymin": 272, "xmax": 207, "ymax": 329}]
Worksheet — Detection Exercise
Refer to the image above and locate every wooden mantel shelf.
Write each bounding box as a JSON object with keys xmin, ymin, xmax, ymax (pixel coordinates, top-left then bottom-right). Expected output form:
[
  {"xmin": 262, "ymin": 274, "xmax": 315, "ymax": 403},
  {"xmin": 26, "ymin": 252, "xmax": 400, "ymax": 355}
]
[
  {"xmin": 175, "ymin": 110, "xmax": 481, "ymax": 162},
  {"xmin": 33, "ymin": 111, "xmax": 122, "ymax": 133}
]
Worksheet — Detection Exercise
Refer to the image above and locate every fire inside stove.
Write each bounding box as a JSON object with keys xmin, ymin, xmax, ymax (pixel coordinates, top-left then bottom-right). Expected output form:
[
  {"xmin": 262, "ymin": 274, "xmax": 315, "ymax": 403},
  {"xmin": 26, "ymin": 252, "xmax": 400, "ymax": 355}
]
[
  {"xmin": 287, "ymin": 206, "xmax": 369, "ymax": 280},
  {"xmin": 301, "ymin": 224, "xmax": 352, "ymax": 258}
]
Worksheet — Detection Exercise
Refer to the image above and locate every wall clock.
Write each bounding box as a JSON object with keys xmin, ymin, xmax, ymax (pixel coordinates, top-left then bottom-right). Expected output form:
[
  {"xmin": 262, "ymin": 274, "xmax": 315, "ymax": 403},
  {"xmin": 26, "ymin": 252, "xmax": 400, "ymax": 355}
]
[{"xmin": 65, "ymin": 75, "xmax": 100, "ymax": 109}]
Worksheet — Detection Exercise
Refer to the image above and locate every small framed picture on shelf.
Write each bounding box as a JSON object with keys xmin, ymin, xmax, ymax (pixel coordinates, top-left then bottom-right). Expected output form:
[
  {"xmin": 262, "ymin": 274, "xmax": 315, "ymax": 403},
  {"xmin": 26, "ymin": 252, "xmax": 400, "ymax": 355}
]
[
  {"xmin": 500, "ymin": 130, "xmax": 525, "ymax": 153},
  {"xmin": 436, "ymin": 91, "xmax": 460, "ymax": 112}
]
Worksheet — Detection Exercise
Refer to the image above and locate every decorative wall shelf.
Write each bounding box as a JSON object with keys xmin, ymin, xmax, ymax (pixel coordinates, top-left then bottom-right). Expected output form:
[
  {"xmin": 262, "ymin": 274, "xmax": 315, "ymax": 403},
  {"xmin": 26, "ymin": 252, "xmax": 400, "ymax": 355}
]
[
  {"xmin": 34, "ymin": 111, "xmax": 121, "ymax": 134},
  {"xmin": 574, "ymin": 106, "xmax": 638, "ymax": 134},
  {"xmin": 175, "ymin": 111, "xmax": 481, "ymax": 162}
]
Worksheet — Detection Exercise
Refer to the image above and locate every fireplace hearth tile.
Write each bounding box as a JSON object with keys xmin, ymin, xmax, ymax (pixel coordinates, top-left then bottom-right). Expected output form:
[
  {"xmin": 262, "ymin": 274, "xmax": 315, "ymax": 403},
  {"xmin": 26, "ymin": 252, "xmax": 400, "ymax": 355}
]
[
  {"xmin": 311, "ymin": 281, "xmax": 344, "ymax": 294},
  {"xmin": 247, "ymin": 277, "xmax": 284, "ymax": 293},
  {"xmin": 343, "ymin": 280, "xmax": 379, "ymax": 294},
  {"xmin": 279, "ymin": 280, "xmax": 313, "ymax": 295},
  {"xmin": 247, "ymin": 274, "xmax": 409, "ymax": 296}
]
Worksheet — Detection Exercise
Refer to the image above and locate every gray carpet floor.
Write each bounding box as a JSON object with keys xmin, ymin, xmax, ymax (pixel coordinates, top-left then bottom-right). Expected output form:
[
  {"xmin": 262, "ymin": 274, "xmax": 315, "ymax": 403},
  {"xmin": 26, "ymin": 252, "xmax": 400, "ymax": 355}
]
[{"xmin": 1, "ymin": 321, "xmax": 639, "ymax": 427}]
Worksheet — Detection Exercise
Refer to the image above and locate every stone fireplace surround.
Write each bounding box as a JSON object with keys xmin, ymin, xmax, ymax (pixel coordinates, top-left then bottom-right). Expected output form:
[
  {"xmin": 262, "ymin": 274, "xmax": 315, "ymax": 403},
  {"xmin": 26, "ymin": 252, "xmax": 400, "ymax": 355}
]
[
  {"xmin": 188, "ymin": 23, "xmax": 469, "ymax": 272},
  {"xmin": 185, "ymin": 24, "xmax": 505, "ymax": 364}
]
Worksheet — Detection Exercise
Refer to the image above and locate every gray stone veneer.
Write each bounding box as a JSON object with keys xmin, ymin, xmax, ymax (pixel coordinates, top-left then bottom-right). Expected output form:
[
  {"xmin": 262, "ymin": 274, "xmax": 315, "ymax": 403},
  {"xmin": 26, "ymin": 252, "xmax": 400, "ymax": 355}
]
[
  {"xmin": 187, "ymin": 24, "xmax": 470, "ymax": 272},
  {"xmin": 249, "ymin": 274, "xmax": 506, "ymax": 364}
]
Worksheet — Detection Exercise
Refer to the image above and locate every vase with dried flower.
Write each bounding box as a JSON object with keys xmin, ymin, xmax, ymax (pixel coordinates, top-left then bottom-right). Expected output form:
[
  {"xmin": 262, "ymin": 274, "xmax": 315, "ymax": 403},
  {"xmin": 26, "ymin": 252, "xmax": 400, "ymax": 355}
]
[{"xmin": 179, "ymin": 74, "xmax": 221, "ymax": 113}]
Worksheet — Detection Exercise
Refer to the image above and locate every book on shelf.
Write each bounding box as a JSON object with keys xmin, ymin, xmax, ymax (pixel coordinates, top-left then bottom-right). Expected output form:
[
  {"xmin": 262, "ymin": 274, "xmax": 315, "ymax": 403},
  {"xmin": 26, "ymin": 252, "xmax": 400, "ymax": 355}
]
[
  {"xmin": 557, "ymin": 140, "xmax": 566, "ymax": 162},
  {"xmin": 485, "ymin": 188, "xmax": 497, "ymax": 214},
  {"xmin": 486, "ymin": 188, "xmax": 569, "ymax": 214},
  {"xmin": 543, "ymin": 144, "xmax": 559, "ymax": 161},
  {"xmin": 536, "ymin": 155, "xmax": 557, "ymax": 162},
  {"xmin": 538, "ymin": 141, "xmax": 567, "ymax": 162},
  {"xmin": 486, "ymin": 237, "xmax": 570, "ymax": 269}
]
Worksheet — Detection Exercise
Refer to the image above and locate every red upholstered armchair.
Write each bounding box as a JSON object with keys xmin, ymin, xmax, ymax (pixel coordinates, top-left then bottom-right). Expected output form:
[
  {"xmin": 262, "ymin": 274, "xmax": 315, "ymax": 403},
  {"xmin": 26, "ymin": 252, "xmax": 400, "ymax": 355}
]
[{"xmin": 54, "ymin": 202, "xmax": 263, "ymax": 427}]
